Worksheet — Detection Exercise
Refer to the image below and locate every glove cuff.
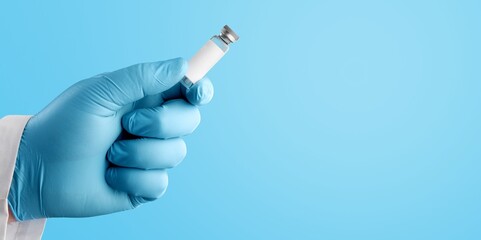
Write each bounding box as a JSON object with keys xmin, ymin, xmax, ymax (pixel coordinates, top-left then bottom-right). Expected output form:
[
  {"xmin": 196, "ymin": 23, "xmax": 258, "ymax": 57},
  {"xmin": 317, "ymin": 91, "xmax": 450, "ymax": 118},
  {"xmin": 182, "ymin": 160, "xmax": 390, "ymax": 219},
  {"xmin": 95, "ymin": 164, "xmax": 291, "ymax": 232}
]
[{"xmin": 7, "ymin": 116, "xmax": 45, "ymax": 221}]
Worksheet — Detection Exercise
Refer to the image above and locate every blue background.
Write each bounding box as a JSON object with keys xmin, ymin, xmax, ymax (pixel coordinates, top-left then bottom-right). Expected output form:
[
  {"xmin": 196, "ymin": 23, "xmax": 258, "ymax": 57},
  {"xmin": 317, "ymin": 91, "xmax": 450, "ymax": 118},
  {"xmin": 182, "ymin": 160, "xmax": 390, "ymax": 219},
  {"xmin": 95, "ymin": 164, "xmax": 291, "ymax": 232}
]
[{"xmin": 1, "ymin": 0, "xmax": 481, "ymax": 239}]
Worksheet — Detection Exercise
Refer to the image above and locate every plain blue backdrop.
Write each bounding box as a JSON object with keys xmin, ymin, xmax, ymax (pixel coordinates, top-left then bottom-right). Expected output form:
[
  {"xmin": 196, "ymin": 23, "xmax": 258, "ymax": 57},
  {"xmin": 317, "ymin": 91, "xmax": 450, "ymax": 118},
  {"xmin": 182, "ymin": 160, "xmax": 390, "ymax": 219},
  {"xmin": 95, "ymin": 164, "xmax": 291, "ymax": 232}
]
[{"xmin": 1, "ymin": 0, "xmax": 481, "ymax": 239}]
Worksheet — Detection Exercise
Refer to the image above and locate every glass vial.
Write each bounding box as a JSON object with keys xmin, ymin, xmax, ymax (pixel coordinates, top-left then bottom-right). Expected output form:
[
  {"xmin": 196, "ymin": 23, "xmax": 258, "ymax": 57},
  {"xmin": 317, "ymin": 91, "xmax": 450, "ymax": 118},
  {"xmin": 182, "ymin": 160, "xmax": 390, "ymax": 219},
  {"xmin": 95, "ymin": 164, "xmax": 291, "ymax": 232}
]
[{"xmin": 181, "ymin": 25, "xmax": 239, "ymax": 88}]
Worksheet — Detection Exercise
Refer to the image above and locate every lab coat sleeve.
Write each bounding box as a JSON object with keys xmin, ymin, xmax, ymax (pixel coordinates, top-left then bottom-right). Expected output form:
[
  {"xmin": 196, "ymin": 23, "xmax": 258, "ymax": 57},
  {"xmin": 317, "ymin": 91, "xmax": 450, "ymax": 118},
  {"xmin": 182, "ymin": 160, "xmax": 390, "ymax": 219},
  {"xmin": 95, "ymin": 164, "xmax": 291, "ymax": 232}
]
[{"xmin": 0, "ymin": 116, "xmax": 46, "ymax": 240}]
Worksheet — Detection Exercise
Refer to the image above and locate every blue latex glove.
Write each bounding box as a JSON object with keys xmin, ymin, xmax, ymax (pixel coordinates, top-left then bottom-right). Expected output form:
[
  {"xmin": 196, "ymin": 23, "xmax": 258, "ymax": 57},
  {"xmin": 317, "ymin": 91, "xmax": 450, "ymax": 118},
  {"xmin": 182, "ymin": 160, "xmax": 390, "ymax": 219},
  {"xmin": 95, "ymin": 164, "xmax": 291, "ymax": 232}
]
[{"xmin": 8, "ymin": 58, "xmax": 214, "ymax": 220}]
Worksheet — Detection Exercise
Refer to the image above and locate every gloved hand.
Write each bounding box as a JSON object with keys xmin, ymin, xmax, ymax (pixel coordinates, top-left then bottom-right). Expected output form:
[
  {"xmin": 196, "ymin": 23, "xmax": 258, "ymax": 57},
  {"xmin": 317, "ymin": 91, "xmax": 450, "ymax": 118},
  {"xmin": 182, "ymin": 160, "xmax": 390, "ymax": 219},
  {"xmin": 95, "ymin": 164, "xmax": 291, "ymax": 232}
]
[{"xmin": 8, "ymin": 58, "xmax": 214, "ymax": 220}]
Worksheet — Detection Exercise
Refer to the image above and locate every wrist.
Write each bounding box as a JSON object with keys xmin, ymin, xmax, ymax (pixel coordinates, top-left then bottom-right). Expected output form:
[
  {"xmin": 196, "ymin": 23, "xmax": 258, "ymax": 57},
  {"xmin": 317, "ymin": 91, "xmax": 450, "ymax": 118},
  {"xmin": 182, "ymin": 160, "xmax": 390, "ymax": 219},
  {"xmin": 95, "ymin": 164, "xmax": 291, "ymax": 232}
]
[
  {"xmin": 8, "ymin": 124, "xmax": 44, "ymax": 221},
  {"xmin": 8, "ymin": 205, "xmax": 16, "ymax": 223}
]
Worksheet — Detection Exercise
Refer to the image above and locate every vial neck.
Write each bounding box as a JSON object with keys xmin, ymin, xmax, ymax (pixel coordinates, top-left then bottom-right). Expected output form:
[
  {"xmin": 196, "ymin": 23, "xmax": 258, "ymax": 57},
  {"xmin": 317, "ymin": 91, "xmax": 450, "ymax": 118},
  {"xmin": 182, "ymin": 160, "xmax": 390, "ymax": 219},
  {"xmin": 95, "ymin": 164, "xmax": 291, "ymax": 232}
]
[{"xmin": 219, "ymin": 34, "xmax": 233, "ymax": 45}]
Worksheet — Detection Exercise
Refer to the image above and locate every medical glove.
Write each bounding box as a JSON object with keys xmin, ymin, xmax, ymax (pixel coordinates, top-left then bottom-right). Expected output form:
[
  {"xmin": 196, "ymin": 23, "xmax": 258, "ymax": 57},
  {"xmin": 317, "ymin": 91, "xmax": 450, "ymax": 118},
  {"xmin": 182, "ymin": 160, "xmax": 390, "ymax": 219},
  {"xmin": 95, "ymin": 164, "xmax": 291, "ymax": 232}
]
[{"xmin": 8, "ymin": 58, "xmax": 214, "ymax": 220}]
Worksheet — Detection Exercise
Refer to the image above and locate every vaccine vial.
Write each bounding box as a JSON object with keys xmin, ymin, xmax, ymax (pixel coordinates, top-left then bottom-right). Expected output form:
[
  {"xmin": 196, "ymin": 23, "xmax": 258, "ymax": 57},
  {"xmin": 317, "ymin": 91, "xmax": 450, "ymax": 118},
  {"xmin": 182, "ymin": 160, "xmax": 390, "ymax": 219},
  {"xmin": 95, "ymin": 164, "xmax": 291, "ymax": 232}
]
[{"xmin": 181, "ymin": 25, "xmax": 239, "ymax": 88}]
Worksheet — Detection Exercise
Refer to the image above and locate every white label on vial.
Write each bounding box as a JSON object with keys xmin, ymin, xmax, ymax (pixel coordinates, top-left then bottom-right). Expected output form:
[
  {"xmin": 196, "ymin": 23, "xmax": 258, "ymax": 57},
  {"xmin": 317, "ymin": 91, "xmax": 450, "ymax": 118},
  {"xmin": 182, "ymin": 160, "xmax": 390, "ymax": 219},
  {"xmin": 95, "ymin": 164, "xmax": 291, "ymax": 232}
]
[{"xmin": 185, "ymin": 40, "xmax": 226, "ymax": 83}]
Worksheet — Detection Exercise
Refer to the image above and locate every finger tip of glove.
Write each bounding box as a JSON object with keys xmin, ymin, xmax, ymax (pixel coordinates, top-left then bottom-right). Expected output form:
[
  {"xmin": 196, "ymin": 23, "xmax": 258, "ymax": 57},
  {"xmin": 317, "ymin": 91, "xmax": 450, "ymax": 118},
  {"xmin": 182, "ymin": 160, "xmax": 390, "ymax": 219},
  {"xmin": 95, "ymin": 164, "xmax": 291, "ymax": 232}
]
[
  {"xmin": 152, "ymin": 58, "xmax": 188, "ymax": 89},
  {"xmin": 121, "ymin": 111, "xmax": 136, "ymax": 133},
  {"xmin": 186, "ymin": 78, "xmax": 214, "ymax": 106},
  {"xmin": 167, "ymin": 57, "xmax": 188, "ymax": 79}
]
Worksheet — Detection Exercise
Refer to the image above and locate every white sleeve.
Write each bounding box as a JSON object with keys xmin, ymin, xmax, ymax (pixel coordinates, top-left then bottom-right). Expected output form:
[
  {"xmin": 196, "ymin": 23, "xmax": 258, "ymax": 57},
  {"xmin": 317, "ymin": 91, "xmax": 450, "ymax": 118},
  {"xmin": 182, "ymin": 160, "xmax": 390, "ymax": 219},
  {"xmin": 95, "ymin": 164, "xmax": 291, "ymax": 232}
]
[{"xmin": 0, "ymin": 116, "xmax": 46, "ymax": 240}]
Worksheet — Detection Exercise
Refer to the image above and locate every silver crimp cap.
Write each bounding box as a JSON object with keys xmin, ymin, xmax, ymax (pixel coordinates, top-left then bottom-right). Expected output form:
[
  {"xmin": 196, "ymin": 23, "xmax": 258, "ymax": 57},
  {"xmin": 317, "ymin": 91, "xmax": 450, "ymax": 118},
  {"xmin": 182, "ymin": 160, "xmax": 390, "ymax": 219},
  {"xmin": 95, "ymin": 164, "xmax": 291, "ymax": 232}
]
[{"xmin": 220, "ymin": 25, "xmax": 239, "ymax": 45}]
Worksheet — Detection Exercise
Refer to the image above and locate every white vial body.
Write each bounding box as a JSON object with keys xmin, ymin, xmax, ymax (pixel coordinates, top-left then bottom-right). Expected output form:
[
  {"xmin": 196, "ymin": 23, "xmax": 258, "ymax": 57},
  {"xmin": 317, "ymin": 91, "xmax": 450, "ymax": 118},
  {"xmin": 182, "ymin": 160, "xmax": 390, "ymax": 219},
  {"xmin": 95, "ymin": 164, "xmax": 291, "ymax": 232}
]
[{"xmin": 184, "ymin": 37, "xmax": 229, "ymax": 85}]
